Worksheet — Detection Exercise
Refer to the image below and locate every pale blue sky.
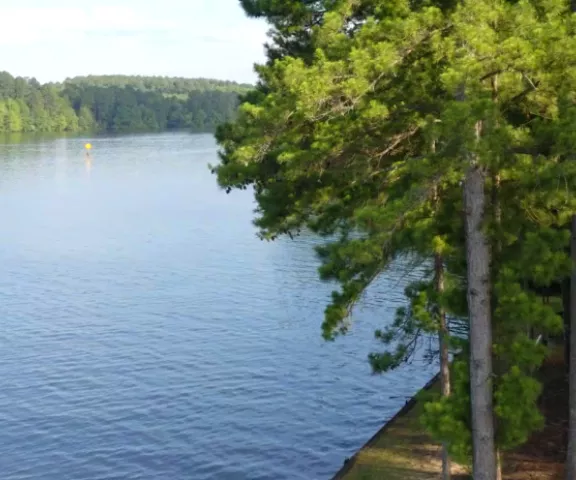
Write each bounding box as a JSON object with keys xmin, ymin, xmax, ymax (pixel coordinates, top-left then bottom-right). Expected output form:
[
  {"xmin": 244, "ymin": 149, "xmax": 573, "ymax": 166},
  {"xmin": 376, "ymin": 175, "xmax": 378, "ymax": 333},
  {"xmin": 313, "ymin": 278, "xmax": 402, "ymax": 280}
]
[{"xmin": 0, "ymin": 0, "xmax": 269, "ymax": 83}]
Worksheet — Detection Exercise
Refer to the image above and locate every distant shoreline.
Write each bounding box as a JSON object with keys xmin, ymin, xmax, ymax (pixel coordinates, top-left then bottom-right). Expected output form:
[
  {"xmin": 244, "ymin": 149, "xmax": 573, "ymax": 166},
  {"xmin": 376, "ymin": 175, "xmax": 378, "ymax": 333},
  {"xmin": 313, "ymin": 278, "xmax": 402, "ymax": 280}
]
[{"xmin": 0, "ymin": 72, "xmax": 246, "ymax": 136}]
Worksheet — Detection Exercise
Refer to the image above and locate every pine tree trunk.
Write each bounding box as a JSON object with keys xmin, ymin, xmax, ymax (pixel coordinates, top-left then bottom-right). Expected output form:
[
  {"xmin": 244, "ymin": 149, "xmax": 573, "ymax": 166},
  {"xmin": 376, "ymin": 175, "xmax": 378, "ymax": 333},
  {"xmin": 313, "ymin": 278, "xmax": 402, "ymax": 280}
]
[
  {"xmin": 491, "ymin": 74, "xmax": 503, "ymax": 478},
  {"xmin": 464, "ymin": 121, "xmax": 497, "ymax": 480},
  {"xmin": 435, "ymin": 253, "xmax": 451, "ymax": 480},
  {"xmin": 491, "ymin": 170, "xmax": 503, "ymax": 480},
  {"xmin": 432, "ymin": 140, "xmax": 451, "ymax": 479},
  {"xmin": 566, "ymin": 215, "xmax": 576, "ymax": 480}
]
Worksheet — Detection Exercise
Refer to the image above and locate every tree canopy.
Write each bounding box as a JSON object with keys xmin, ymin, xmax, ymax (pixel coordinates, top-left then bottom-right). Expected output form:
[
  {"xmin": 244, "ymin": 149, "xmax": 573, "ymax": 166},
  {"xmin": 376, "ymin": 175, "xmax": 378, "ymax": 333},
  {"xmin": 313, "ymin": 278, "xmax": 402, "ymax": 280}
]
[
  {"xmin": 214, "ymin": 0, "xmax": 576, "ymax": 477},
  {"xmin": 0, "ymin": 72, "xmax": 249, "ymax": 134},
  {"xmin": 61, "ymin": 75, "xmax": 253, "ymax": 94}
]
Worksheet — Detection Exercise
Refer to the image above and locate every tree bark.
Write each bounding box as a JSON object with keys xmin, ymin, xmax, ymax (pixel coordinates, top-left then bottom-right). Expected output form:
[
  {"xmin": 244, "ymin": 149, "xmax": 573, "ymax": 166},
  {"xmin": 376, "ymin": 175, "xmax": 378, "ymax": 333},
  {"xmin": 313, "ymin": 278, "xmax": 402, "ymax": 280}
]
[
  {"xmin": 435, "ymin": 252, "xmax": 451, "ymax": 480},
  {"xmin": 432, "ymin": 138, "xmax": 451, "ymax": 479},
  {"xmin": 464, "ymin": 120, "xmax": 497, "ymax": 480},
  {"xmin": 566, "ymin": 215, "xmax": 576, "ymax": 480},
  {"xmin": 490, "ymin": 74, "xmax": 503, "ymax": 480},
  {"xmin": 491, "ymin": 170, "xmax": 503, "ymax": 480}
]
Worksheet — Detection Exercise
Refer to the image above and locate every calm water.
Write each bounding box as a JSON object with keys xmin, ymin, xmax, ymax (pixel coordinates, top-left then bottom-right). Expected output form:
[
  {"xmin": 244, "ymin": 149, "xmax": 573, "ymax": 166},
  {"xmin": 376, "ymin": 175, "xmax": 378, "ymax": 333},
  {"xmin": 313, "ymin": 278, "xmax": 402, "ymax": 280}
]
[{"xmin": 0, "ymin": 132, "xmax": 434, "ymax": 480}]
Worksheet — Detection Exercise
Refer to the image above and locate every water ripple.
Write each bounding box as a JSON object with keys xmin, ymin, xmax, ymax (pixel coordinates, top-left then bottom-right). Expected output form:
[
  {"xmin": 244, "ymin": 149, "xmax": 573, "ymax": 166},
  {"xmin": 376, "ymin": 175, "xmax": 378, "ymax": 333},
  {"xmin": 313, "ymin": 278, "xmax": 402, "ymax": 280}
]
[{"xmin": 0, "ymin": 133, "xmax": 435, "ymax": 480}]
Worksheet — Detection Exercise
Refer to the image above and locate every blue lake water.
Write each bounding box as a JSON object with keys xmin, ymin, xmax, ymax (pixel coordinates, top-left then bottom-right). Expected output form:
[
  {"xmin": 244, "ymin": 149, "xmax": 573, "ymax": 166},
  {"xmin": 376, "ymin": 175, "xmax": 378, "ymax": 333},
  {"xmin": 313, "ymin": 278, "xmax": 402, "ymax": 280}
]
[{"xmin": 0, "ymin": 132, "xmax": 434, "ymax": 480}]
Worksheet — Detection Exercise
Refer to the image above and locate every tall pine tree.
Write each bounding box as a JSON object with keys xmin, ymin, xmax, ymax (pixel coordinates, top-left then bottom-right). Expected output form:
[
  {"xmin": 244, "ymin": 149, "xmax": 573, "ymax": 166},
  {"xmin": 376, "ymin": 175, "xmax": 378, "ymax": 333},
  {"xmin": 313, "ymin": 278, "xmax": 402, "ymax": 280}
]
[{"xmin": 216, "ymin": 0, "xmax": 576, "ymax": 478}]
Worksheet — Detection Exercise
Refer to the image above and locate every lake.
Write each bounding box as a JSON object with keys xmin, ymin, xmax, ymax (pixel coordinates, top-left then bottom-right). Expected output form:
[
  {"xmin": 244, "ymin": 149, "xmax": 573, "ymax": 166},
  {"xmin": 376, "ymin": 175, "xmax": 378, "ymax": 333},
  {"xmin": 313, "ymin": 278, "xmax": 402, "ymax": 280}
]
[{"xmin": 0, "ymin": 132, "xmax": 434, "ymax": 480}]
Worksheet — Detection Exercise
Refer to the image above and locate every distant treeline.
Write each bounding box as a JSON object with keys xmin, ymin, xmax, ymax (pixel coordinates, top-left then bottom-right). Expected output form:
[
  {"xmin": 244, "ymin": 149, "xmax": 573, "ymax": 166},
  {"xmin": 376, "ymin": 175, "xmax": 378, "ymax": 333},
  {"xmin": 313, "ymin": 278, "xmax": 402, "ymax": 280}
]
[
  {"xmin": 64, "ymin": 75, "xmax": 253, "ymax": 94},
  {"xmin": 0, "ymin": 72, "xmax": 251, "ymax": 133}
]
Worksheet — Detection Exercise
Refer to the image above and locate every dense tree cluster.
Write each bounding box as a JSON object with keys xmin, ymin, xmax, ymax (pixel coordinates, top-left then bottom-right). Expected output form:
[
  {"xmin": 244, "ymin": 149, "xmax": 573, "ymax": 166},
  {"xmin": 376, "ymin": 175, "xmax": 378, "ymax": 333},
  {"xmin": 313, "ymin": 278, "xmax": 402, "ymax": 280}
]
[
  {"xmin": 0, "ymin": 72, "xmax": 247, "ymax": 133},
  {"xmin": 62, "ymin": 84, "xmax": 242, "ymax": 132},
  {"xmin": 62, "ymin": 75, "xmax": 252, "ymax": 94},
  {"xmin": 0, "ymin": 72, "xmax": 79, "ymax": 133},
  {"xmin": 215, "ymin": 0, "xmax": 576, "ymax": 479}
]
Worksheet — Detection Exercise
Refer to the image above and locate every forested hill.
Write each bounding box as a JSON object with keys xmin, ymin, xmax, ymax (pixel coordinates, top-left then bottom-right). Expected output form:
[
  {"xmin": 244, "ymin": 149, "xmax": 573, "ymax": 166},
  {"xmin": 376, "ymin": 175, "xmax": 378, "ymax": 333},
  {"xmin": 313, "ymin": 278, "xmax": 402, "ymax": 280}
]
[
  {"xmin": 0, "ymin": 72, "xmax": 250, "ymax": 134},
  {"xmin": 62, "ymin": 75, "xmax": 253, "ymax": 94}
]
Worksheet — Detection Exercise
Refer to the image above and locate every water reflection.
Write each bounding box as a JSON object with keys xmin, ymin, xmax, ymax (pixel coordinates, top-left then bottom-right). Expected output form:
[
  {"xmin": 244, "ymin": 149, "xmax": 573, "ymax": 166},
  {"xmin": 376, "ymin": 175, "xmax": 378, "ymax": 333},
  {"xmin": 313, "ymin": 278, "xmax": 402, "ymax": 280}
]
[{"xmin": 0, "ymin": 132, "xmax": 435, "ymax": 480}]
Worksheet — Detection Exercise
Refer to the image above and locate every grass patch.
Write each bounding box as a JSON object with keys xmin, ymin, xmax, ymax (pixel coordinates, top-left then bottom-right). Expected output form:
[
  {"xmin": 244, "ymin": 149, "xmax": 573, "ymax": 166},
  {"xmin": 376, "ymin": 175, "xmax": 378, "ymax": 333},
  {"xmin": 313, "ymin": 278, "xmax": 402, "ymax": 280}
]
[
  {"xmin": 334, "ymin": 346, "xmax": 566, "ymax": 480},
  {"xmin": 334, "ymin": 378, "xmax": 469, "ymax": 479}
]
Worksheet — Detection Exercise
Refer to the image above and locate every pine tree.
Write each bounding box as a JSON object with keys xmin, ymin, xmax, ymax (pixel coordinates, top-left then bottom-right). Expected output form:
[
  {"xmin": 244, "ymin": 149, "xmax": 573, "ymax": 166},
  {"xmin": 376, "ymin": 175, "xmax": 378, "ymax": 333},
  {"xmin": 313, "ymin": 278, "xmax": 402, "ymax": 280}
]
[
  {"xmin": 216, "ymin": 1, "xmax": 467, "ymax": 475},
  {"xmin": 215, "ymin": 1, "xmax": 576, "ymax": 478}
]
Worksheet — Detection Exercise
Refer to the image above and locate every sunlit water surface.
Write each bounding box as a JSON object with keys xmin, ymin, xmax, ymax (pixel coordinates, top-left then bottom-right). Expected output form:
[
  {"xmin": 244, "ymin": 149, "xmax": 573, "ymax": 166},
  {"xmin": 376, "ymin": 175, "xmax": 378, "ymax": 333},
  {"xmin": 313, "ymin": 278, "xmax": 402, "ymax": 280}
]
[{"xmin": 0, "ymin": 132, "xmax": 434, "ymax": 480}]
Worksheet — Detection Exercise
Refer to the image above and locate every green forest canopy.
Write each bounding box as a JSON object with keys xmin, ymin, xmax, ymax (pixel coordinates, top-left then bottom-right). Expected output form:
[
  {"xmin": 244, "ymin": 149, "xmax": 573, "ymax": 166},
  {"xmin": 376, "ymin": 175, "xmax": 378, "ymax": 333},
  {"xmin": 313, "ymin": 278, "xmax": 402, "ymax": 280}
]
[
  {"xmin": 0, "ymin": 72, "xmax": 251, "ymax": 134},
  {"xmin": 62, "ymin": 75, "xmax": 253, "ymax": 94},
  {"xmin": 215, "ymin": 0, "xmax": 576, "ymax": 476}
]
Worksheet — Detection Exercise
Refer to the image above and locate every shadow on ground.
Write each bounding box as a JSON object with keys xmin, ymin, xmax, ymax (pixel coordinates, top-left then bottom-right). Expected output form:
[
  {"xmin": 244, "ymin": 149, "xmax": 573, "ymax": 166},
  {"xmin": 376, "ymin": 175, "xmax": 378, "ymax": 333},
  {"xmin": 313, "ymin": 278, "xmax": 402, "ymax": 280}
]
[{"xmin": 334, "ymin": 348, "xmax": 566, "ymax": 480}]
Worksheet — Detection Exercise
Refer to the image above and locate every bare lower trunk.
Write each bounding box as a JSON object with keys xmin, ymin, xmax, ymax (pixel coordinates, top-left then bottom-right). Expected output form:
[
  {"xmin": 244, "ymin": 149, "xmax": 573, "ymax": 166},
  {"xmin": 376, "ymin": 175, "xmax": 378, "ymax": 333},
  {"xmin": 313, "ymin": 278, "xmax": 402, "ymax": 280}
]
[
  {"xmin": 566, "ymin": 215, "xmax": 576, "ymax": 480},
  {"xmin": 464, "ymin": 141, "xmax": 497, "ymax": 480},
  {"xmin": 491, "ymin": 172, "xmax": 501, "ymax": 250},
  {"xmin": 435, "ymin": 253, "xmax": 451, "ymax": 480},
  {"xmin": 492, "ymin": 171, "xmax": 503, "ymax": 480}
]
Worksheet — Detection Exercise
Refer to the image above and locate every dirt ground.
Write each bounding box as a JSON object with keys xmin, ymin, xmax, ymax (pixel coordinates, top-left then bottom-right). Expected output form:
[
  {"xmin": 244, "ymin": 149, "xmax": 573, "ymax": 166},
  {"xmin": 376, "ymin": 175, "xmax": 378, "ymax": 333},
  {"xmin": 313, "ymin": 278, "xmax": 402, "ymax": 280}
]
[{"xmin": 333, "ymin": 352, "xmax": 568, "ymax": 480}]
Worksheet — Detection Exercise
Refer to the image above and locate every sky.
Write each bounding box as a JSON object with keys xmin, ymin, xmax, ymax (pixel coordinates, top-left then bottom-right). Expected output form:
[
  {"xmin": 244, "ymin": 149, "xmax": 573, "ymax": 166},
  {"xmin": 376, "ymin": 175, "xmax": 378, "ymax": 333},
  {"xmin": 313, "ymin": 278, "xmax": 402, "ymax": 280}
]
[{"xmin": 0, "ymin": 0, "xmax": 270, "ymax": 84}]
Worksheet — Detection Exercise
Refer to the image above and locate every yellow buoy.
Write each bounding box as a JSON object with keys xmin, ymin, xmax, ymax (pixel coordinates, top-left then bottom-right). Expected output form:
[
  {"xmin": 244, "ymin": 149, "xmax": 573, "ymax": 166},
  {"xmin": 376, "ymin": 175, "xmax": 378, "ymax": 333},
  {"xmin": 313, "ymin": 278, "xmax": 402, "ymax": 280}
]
[{"xmin": 85, "ymin": 143, "xmax": 92, "ymax": 150}]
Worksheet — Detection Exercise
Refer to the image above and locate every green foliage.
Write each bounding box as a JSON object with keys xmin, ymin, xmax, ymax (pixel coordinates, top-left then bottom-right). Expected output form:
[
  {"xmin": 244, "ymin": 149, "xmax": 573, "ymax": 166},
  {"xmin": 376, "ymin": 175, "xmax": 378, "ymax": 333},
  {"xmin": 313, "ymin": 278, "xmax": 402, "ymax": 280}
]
[
  {"xmin": 62, "ymin": 75, "xmax": 252, "ymax": 94},
  {"xmin": 494, "ymin": 366, "xmax": 544, "ymax": 448},
  {"xmin": 0, "ymin": 71, "xmax": 247, "ymax": 134},
  {"xmin": 215, "ymin": 0, "xmax": 576, "ymax": 467},
  {"xmin": 63, "ymin": 84, "xmax": 244, "ymax": 132},
  {"xmin": 422, "ymin": 359, "xmax": 472, "ymax": 464},
  {"xmin": 369, "ymin": 275, "xmax": 467, "ymax": 372}
]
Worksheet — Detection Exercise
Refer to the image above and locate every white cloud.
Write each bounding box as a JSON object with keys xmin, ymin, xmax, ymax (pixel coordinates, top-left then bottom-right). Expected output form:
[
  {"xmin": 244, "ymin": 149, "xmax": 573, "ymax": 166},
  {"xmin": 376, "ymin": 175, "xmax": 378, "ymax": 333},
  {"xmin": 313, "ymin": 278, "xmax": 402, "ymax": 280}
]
[
  {"xmin": 0, "ymin": 1, "xmax": 270, "ymax": 83},
  {"xmin": 0, "ymin": 6, "xmax": 174, "ymax": 45}
]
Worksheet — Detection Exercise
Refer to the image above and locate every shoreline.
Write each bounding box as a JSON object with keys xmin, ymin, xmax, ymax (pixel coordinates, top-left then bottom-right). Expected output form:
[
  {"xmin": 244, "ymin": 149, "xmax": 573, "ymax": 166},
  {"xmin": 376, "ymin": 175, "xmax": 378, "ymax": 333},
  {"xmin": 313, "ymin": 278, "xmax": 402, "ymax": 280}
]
[
  {"xmin": 331, "ymin": 372, "xmax": 445, "ymax": 480},
  {"xmin": 331, "ymin": 350, "xmax": 567, "ymax": 480}
]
